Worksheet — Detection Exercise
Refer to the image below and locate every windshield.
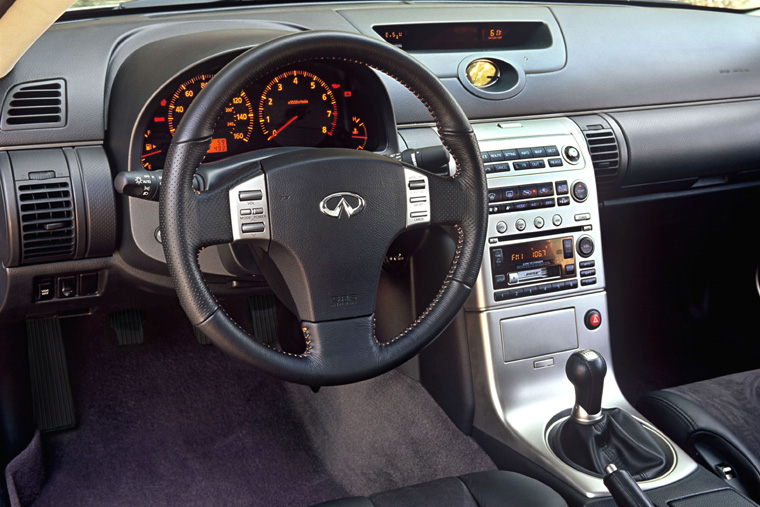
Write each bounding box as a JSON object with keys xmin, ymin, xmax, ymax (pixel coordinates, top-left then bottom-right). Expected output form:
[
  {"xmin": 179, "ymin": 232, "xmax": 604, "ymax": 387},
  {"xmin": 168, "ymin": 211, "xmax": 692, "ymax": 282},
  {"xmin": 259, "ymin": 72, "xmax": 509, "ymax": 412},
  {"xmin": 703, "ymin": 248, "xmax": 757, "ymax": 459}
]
[{"xmin": 67, "ymin": 0, "xmax": 760, "ymax": 11}]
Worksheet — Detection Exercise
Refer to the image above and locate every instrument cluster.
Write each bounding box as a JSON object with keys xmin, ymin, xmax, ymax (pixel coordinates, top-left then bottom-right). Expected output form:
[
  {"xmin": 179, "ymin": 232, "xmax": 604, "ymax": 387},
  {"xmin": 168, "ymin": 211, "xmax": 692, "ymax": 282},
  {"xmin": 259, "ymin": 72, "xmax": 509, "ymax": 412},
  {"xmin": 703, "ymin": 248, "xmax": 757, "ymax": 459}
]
[{"xmin": 139, "ymin": 61, "xmax": 385, "ymax": 170}]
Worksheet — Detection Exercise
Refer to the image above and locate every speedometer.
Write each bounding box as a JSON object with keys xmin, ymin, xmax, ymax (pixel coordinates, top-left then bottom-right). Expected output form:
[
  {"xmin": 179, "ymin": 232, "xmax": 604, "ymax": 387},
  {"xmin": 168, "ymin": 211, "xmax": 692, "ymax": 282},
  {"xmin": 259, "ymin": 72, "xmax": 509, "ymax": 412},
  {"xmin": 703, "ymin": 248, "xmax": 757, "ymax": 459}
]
[
  {"xmin": 258, "ymin": 70, "xmax": 338, "ymax": 147},
  {"xmin": 167, "ymin": 74, "xmax": 254, "ymax": 155}
]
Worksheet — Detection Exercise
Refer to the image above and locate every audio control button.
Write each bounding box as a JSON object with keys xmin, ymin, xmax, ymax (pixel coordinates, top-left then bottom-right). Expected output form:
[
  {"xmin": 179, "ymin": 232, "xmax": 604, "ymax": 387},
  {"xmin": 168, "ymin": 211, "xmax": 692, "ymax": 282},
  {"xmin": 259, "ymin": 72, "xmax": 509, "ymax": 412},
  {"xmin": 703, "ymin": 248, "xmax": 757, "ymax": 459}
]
[
  {"xmin": 496, "ymin": 221, "xmax": 508, "ymax": 234},
  {"xmin": 574, "ymin": 213, "xmax": 591, "ymax": 222},
  {"xmin": 534, "ymin": 216, "xmax": 545, "ymax": 229},
  {"xmin": 563, "ymin": 238, "xmax": 573, "ymax": 259},
  {"xmin": 518, "ymin": 148, "xmax": 533, "ymax": 158},
  {"xmin": 581, "ymin": 269, "xmax": 596, "ymax": 277},
  {"xmin": 515, "ymin": 219, "xmax": 527, "ymax": 231},
  {"xmin": 565, "ymin": 264, "xmax": 576, "ymax": 275},
  {"xmin": 579, "ymin": 260, "xmax": 595, "ymax": 268},
  {"xmin": 552, "ymin": 214, "xmax": 562, "ymax": 226},
  {"xmin": 577, "ymin": 236, "xmax": 595, "ymax": 258},
  {"xmin": 581, "ymin": 277, "xmax": 598, "ymax": 286}
]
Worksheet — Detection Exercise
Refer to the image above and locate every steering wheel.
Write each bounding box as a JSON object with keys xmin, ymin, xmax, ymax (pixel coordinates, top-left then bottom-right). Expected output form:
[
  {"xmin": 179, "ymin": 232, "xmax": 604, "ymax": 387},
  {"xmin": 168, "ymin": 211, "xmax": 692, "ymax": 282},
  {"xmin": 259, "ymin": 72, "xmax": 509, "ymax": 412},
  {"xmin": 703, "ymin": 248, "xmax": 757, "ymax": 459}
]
[{"xmin": 159, "ymin": 31, "xmax": 487, "ymax": 386}]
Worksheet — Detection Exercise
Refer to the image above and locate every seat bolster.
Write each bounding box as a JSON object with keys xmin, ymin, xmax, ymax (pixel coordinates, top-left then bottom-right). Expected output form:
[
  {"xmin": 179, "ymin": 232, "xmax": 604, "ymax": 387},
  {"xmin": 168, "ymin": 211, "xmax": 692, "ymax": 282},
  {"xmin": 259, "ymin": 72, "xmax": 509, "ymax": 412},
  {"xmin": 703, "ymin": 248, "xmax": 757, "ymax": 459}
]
[
  {"xmin": 459, "ymin": 470, "xmax": 568, "ymax": 507},
  {"xmin": 638, "ymin": 390, "xmax": 760, "ymax": 496},
  {"xmin": 311, "ymin": 496, "xmax": 374, "ymax": 507}
]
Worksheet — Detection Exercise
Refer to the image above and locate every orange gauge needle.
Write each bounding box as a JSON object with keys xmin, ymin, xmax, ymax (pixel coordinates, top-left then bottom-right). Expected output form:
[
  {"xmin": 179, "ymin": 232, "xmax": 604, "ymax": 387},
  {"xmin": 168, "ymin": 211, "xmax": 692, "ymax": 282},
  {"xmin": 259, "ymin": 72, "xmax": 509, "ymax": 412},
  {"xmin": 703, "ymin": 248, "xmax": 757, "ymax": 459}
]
[{"xmin": 268, "ymin": 116, "xmax": 298, "ymax": 141}]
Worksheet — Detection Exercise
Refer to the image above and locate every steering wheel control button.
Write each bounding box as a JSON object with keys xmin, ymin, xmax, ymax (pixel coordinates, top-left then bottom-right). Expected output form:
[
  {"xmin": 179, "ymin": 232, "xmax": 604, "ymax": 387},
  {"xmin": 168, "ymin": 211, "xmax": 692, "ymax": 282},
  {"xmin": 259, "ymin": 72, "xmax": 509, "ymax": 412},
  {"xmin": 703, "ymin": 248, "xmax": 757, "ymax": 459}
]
[
  {"xmin": 534, "ymin": 216, "xmax": 545, "ymax": 229},
  {"xmin": 404, "ymin": 168, "xmax": 431, "ymax": 227},
  {"xmin": 238, "ymin": 190, "xmax": 262, "ymax": 201},
  {"xmin": 154, "ymin": 227, "xmax": 162, "ymax": 244},
  {"xmin": 577, "ymin": 236, "xmax": 595, "ymax": 257},
  {"xmin": 241, "ymin": 222, "xmax": 266, "ymax": 234},
  {"xmin": 572, "ymin": 181, "xmax": 589, "ymax": 202},
  {"xmin": 230, "ymin": 173, "xmax": 270, "ymax": 242},
  {"xmin": 584, "ymin": 310, "xmax": 602, "ymax": 330},
  {"xmin": 552, "ymin": 214, "xmax": 562, "ymax": 226},
  {"xmin": 564, "ymin": 146, "xmax": 581, "ymax": 164},
  {"xmin": 515, "ymin": 218, "xmax": 527, "ymax": 231},
  {"xmin": 563, "ymin": 238, "xmax": 574, "ymax": 259},
  {"xmin": 574, "ymin": 212, "xmax": 591, "ymax": 222},
  {"xmin": 496, "ymin": 221, "xmax": 508, "ymax": 234}
]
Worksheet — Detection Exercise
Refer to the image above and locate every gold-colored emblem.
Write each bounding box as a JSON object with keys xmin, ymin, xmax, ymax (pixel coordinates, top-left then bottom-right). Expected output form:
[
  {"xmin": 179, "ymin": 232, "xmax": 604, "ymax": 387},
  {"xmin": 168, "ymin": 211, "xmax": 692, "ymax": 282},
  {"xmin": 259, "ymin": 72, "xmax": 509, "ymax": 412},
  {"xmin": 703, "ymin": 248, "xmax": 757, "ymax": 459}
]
[{"xmin": 465, "ymin": 60, "xmax": 500, "ymax": 89}]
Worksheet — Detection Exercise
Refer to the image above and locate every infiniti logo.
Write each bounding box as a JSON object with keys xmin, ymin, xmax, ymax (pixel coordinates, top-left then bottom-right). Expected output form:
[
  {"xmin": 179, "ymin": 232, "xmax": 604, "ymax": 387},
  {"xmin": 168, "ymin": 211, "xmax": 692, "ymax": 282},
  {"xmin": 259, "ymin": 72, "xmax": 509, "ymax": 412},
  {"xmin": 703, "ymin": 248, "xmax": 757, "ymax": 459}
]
[{"xmin": 319, "ymin": 192, "xmax": 366, "ymax": 218}]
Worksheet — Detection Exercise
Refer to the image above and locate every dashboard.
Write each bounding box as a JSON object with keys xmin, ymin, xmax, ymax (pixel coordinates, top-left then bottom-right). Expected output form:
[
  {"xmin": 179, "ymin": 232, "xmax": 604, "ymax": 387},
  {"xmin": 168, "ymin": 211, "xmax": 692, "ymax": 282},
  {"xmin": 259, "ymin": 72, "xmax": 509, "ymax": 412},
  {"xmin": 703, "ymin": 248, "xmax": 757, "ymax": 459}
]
[{"xmin": 138, "ymin": 60, "xmax": 386, "ymax": 170}]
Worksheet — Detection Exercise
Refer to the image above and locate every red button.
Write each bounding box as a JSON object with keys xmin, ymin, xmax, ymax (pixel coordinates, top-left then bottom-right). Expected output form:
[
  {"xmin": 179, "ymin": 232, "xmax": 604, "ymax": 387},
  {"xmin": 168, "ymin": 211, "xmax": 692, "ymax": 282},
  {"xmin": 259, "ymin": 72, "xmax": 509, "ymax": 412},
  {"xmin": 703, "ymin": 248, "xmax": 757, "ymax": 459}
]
[{"xmin": 584, "ymin": 309, "xmax": 602, "ymax": 330}]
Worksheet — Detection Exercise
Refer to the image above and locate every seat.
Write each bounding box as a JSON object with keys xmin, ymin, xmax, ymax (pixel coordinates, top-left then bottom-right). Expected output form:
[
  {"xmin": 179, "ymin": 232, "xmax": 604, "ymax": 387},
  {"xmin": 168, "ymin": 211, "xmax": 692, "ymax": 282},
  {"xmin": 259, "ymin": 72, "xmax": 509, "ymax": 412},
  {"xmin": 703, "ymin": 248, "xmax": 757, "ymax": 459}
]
[
  {"xmin": 637, "ymin": 369, "xmax": 760, "ymax": 501},
  {"xmin": 312, "ymin": 470, "xmax": 567, "ymax": 507}
]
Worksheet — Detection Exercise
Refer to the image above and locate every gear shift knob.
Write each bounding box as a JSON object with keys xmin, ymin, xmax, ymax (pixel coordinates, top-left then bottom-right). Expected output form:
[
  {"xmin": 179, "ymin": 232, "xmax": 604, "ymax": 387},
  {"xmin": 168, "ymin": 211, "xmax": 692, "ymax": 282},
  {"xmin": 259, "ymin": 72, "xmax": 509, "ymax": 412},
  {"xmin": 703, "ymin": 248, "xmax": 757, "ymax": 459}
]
[{"xmin": 566, "ymin": 349, "xmax": 607, "ymax": 422}]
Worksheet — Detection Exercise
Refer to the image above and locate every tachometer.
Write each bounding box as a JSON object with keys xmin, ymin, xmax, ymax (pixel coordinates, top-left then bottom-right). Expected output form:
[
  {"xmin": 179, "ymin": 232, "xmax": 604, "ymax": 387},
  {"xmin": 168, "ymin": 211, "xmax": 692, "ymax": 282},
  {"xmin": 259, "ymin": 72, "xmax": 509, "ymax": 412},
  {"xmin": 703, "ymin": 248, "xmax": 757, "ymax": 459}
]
[
  {"xmin": 167, "ymin": 74, "xmax": 254, "ymax": 156},
  {"xmin": 258, "ymin": 70, "xmax": 338, "ymax": 147}
]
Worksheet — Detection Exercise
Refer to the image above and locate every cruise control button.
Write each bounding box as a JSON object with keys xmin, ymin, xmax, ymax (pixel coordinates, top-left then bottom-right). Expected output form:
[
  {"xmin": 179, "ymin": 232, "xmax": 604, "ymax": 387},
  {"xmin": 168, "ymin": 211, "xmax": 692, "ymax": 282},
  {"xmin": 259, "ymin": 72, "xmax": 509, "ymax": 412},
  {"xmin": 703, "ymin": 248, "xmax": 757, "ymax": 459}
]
[
  {"xmin": 410, "ymin": 211, "xmax": 428, "ymax": 218},
  {"xmin": 408, "ymin": 180, "xmax": 426, "ymax": 190},
  {"xmin": 410, "ymin": 196, "xmax": 427, "ymax": 203},
  {"xmin": 241, "ymin": 222, "xmax": 265, "ymax": 233},
  {"xmin": 239, "ymin": 190, "xmax": 262, "ymax": 201}
]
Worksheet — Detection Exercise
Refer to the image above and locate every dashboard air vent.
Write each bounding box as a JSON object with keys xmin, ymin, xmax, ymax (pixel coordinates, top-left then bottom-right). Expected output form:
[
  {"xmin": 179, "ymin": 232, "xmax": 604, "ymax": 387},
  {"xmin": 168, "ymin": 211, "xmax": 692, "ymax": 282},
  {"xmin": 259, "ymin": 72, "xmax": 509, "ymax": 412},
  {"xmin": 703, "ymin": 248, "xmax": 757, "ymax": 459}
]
[
  {"xmin": 17, "ymin": 180, "xmax": 76, "ymax": 264},
  {"xmin": 583, "ymin": 128, "xmax": 620, "ymax": 188},
  {"xmin": 1, "ymin": 79, "xmax": 66, "ymax": 130}
]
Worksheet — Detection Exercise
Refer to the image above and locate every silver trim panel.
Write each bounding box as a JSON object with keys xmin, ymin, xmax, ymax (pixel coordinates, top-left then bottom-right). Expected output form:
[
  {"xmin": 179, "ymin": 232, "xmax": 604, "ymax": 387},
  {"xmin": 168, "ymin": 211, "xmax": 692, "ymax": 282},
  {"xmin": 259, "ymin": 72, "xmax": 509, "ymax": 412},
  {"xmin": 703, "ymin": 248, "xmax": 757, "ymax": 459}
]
[
  {"xmin": 229, "ymin": 173, "xmax": 270, "ymax": 242},
  {"xmin": 403, "ymin": 167, "xmax": 431, "ymax": 227}
]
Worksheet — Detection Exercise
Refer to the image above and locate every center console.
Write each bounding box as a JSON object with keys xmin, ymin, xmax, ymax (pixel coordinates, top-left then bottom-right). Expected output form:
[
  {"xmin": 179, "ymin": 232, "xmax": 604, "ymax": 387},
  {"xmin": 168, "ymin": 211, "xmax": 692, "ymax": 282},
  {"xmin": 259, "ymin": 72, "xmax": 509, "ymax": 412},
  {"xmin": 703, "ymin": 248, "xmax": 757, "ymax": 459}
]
[{"xmin": 462, "ymin": 118, "xmax": 698, "ymax": 498}]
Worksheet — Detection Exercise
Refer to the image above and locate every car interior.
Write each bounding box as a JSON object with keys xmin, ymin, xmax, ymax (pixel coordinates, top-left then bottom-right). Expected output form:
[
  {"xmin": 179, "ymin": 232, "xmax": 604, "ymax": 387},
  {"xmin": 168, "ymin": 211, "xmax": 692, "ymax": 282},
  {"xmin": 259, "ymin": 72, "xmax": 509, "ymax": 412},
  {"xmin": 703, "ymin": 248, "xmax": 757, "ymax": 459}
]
[{"xmin": 1, "ymin": 0, "xmax": 760, "ymax": 505}]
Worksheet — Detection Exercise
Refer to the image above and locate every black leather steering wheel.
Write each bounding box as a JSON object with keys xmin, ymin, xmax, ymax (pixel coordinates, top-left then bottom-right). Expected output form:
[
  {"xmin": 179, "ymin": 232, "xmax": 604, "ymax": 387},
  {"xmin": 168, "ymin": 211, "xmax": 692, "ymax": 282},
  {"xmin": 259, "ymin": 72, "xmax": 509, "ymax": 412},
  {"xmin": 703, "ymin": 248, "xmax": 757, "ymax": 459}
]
[{"xmin": 159, "ymin": 31, "xmax": 487, "ymax": 386}]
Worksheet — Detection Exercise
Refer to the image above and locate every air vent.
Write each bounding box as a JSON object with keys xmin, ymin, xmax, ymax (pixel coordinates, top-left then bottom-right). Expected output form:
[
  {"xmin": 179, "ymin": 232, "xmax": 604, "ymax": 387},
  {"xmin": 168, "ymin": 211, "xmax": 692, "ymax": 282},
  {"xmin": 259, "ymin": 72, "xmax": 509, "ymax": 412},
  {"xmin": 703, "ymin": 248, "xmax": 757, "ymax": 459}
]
[
  {"xmin": 17, "ymin": 180, "xmax": 76, "ymax": 264},
  {"xmin": 1, "ymin": 79, "xmax": 66, "ymax": 130},
  {"xmin": 583, "ymin": 129, "xmax": 620, "ymax": 188}
]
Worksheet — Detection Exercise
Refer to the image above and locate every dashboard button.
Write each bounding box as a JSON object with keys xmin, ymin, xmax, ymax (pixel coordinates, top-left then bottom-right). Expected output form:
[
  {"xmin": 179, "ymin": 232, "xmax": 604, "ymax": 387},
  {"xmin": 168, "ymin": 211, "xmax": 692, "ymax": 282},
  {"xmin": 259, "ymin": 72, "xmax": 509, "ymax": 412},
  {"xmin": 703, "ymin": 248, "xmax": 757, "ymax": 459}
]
[
  {"xmin": 489, "ymin": 150, "xmax": 506, "ymax": 162},
  {"xmin": 534, "ymin": 216, "xmax": 545, "ymax": 228},
  {"xmin": 579, "ymin": 260, "xmax": 596, "ymax": 268},
  {"xmin": 577, "ymin": 236, "xmax": 595, "ymax": 257},
  {"xmin": 36, "ymin": 280, "xmax": 54, "ymax": 301},
  {"xmin": 517, "ymin": 148, "xmax": 533, "ymax": 158},
  {"xmin": 481, "ymin": 152, "xmax": 491, "ymax": 163},
  {"xmin": 555, "ymin": 181, "xmax": 569, "ymax": 194},
  {"xmin": 563, "ymin": 238, "xmax": 573, "ymax": 259},
  {"xmin": 529, "ymin": 160, "xmax": 546, "ymax": 169},
  {"xmin": 581, "ymin": 269, "xmax": 596, "ymax": 277},
  {"xmin": 552, "ymin": 214, "xmax": 562, "ymax": 226},
  {"xmin": 531, "ymin": 147, "xmax": 546, "ymax": 158},
  {"xmin": 572, "ymin": 181, "xmax": 589, "ymax": 202},
  {"xmin": 493, "ymin": 163, "xmax": 510, "ymax": 173},
  {"xmin": 584, "ymin": 310, "xmax": 602, "ymax": 330},
  {"xmin": 515, "ymin": 219, "xmax": 527, "ymax": 231},
  {"xmin": 564, "ymin": 146, "xmax": 581, "ymax": 163},
  {"xmin": 544, "ymin": 146, "xmax": 560, "ymax": 157},
  {"xmin": 548, "ymin": 158, "xmax": 563, "ymax": 167},
  {"xmin": 574, "ymin": 212, "xmax": 591, "ymax": 221},
  {"xmin": 558, "ymin": 196, "xmax": 571, "ymax": 206},
  {"xmin": 514, "ymin": 202, "xmax": 528, "ymax": 211},
  {"xmin": 487, "ymin": 190, "xmax": 502, "ymax": 202},
  {"xmin": 565, "ymin": 264, "xmax": 576, "ymax": 275},
  {"xmin": 513, "ymin": 161, "xmax": 530, "ymax": 170},
  {"xmin": 492, "ymin": 249, "xmax": 504, "ymax": 269},
  {"xmin": 502, "ymin": 149, "xmax": 519, "ymax": 160},
  {"xmin": 496, "ymin": 221, "xmax": 508, "ymax": 234},
  {"xmin": 503, "ymin": 187, "xmax": 518, "ymax": 200},
  {"xmin": 581, "ymin": 277, "xmax": 597, "ymax": 286},
  {"xmin": 519, "ymin": 186, "xmax": 537, "ymax": 198},
  {"xmin": 537, "ymin": 183, "xmax": 554, "ymax": 196}
]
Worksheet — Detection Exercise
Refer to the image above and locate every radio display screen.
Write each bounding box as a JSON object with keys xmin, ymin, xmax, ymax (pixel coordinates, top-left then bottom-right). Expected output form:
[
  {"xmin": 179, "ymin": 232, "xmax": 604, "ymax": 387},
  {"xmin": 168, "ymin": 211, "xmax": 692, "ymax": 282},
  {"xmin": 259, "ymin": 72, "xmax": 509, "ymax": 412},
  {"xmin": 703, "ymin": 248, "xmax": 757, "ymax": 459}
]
[
  {"xmin": 374, "ymin": 22, "xmax": 549, "ymax": 51},
  {"xmin": 503, "ymin": 239, "xmax": 560, "ymax": 272}
]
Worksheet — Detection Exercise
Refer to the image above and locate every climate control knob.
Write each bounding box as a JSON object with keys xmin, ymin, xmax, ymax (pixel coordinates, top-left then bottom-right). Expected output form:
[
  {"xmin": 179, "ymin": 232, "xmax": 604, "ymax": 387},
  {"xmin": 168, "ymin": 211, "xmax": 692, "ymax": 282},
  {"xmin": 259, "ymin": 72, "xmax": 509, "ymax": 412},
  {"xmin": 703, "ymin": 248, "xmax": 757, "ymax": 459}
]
[{"xmin": 572, "ymin": 181, "xmax": 589, "ymax": 202}]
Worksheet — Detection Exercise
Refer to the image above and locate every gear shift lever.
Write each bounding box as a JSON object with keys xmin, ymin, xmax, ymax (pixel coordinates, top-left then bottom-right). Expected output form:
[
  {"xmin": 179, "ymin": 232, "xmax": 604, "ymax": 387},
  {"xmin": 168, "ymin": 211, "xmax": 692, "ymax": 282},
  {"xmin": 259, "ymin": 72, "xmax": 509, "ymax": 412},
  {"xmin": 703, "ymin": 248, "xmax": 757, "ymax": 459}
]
[{"xmin": 566, "ymin": 349, "xmax": 607, "ymax": 423}]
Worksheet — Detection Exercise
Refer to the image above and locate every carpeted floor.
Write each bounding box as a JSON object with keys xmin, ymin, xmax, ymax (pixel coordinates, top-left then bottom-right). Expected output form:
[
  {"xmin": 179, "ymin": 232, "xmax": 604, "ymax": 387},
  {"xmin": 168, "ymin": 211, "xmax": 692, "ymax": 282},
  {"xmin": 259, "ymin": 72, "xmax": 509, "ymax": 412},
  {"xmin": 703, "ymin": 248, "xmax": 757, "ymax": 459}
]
[{"xmin": 21, "ymin": 305, "xmax": 493, "ymax": 506}]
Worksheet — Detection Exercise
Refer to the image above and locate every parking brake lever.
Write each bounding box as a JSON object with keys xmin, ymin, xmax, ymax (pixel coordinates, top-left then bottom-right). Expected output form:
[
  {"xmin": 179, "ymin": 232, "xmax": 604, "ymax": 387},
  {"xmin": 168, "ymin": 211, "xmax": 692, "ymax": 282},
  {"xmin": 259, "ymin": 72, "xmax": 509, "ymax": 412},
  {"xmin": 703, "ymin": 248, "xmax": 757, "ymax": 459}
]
[{"xmin": 603, "ymin": 464, "xmax": 655, "ymax": 507}]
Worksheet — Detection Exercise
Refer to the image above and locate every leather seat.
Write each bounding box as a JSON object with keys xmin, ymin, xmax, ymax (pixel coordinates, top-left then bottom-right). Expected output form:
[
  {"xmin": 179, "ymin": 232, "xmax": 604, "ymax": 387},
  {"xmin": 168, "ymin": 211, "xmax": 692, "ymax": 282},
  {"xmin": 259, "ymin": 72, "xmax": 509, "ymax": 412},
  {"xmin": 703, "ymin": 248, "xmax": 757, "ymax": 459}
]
[
  {"xmin": 637, "ymin": 369, "xmax": 760, "ymax": 501},
  {"xmin": 312, "ymin": 470, "xmax": 567, "ymax": 507}
]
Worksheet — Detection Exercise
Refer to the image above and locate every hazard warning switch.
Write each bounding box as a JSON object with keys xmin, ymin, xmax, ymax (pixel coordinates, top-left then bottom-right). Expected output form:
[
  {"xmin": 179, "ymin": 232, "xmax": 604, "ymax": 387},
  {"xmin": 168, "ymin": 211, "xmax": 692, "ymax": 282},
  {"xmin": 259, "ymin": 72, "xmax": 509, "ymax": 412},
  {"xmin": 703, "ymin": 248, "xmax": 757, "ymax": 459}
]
[{"xmin": 584, "ymin": 310, "xmax": 602, "ymax": 330}]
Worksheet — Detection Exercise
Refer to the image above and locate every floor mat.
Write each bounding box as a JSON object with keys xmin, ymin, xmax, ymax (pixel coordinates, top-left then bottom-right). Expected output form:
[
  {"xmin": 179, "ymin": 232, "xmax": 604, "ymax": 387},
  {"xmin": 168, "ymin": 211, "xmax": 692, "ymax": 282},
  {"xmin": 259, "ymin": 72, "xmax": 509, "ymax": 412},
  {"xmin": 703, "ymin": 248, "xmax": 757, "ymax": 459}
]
[{"xmin": 27, "ymin": 306, "xmax": 494, "ymax": 506}]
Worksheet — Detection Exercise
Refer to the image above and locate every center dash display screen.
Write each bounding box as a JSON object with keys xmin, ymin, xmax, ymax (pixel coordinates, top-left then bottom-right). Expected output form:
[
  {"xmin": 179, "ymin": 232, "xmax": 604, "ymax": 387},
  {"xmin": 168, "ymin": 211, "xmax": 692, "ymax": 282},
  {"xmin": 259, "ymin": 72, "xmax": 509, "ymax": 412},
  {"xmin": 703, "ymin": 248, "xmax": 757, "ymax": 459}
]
[
  {"xmin": 504, "ymin": 239, "xmax": 560, "ymax": 272},
  {"xmin": 374, "ymin": 22, "xmax": 546, "ymax": 51}
]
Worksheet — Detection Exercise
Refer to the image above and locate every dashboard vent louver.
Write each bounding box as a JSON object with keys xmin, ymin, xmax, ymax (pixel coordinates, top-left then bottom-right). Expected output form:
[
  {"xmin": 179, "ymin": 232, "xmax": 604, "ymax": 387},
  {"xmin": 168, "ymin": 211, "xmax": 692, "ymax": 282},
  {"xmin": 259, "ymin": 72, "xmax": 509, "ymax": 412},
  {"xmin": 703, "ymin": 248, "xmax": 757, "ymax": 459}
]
[
  {"xmin": 1, "ymin": 79, "xmax": 66, "ymax": 130},
  {"xmin": 17, "ymin": 180, "xmax": 76, "ymax": 264},
  {"xmin": 583, "ymin": 129, "xmax": 620, "ymax": 188}
]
